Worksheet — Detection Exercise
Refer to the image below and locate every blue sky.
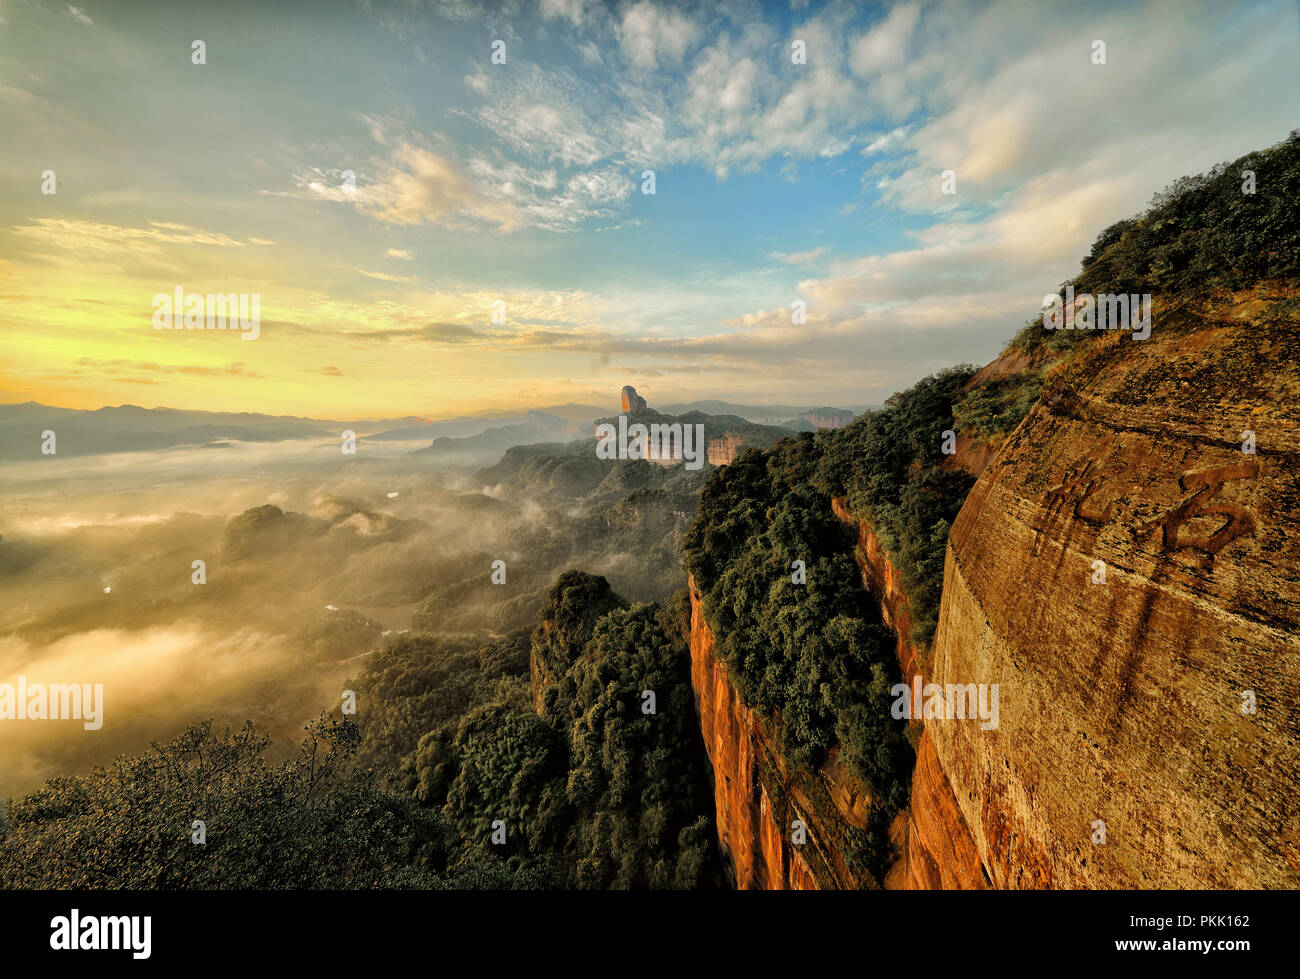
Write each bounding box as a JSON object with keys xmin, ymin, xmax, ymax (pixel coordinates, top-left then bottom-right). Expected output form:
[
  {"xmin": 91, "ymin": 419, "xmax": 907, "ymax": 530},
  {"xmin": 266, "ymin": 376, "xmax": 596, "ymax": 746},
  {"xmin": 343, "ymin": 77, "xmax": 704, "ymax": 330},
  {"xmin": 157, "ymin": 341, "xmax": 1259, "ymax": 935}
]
[{"xmin": 1, "ymin": 0, "xmax": 1296, "ymax": 417}]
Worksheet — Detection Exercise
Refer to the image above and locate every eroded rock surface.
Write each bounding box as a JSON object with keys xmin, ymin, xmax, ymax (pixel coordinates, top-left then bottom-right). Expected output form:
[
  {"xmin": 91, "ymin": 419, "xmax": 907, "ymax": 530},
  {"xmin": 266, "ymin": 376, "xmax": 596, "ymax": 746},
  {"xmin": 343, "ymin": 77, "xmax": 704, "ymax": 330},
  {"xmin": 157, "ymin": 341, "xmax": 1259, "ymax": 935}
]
[{"xmin": 930, "ymin": 299, "xmax": 1300, "ymax": 887}]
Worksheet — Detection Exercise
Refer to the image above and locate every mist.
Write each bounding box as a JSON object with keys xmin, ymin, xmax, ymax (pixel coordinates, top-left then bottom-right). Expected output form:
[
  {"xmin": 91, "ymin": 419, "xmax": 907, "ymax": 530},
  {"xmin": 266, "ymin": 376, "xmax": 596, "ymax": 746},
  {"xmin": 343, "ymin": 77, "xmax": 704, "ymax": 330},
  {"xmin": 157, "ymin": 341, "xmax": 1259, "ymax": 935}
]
[{"xmin": 0, "ymin": 431, "xmax": 697, "ymax": 798}]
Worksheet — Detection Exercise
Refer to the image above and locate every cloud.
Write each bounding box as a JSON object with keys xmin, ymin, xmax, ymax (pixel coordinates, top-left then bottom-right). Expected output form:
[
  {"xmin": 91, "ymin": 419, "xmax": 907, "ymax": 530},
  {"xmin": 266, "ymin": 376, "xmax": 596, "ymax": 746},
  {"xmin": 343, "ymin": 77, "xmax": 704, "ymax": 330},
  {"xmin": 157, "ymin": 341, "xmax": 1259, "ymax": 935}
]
[
  {"xmin": 13, "ymin": 219, "xmax": 248, "ymax": 252},
  {"xmin": 0, "ymin": 80, "xmax": 36, "ymax": 104},
  {"xmin": 344, "ymin": 322, "xmax": 484, "ymax": 345},
  {"xmin": 288, "ymin": 145, "xmax": 522, "ymax": 231},
  {"xmin": 512, "ymin": 167, "xmax": 632, "ymax": 231},
  {"xmin": 617, "ymin": 2, "xmax": 696, "ymax": 70},
  {"xmin": 541, "ymin": 0, "xmax": 593, "ymax": 28},
  {"xmin": 366, "ymin": 145, "xmax": 522, "ymax": 229},
  {"xmin": 771, "ymin": 247, "xmax": 829, "ymax": 265},
  {"xmin": 286, "ymin": 107, "xmax": 634, "ymax": 233},
  {"xmin": 849, "ymin": 3, "xmax": 920, "ymax": 77},
  {"xmin": 73, "ymin": 359, "xmax": 262, "ymax": 378},
  {"xmin": 64, "ymin": 5, "xmax": 93, "ymax": 27},
  {"xmin": 5, "ymin": 0, "xmax": 1296, "ymax": 410},
  {"xmin": 688, "ymin": 0, "xmax": 1300, "ymax": 397},
  {"xmin": 467, "ymin": 65, "xmax": 610, "ymax": 167},
  {"xmin": 358, "ymin": 269, "xmax": 419, "ymax": 283}
]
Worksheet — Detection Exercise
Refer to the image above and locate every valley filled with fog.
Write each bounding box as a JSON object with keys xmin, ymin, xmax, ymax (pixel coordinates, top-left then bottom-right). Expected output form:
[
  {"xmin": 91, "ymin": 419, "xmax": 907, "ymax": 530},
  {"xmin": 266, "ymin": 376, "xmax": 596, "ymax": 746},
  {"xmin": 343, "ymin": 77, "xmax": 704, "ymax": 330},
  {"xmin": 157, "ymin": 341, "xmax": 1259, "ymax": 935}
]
[{"xmin": 0, "ymin": 429, "xmax": 707, "ymax": 798}]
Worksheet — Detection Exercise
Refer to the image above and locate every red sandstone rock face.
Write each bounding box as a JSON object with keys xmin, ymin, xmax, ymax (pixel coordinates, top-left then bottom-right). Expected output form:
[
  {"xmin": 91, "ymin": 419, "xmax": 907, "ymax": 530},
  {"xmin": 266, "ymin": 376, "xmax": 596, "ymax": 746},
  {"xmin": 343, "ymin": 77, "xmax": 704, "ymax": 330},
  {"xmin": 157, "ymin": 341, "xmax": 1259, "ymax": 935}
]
[
  {"xmin": 689, "ymin": 581, "xmax": 791, "ymax": 888},
  {"xmin": 830, "ymin": 496, "xmax": 988, "ymax": 890},
  {"xmin": 588, "ymin": 427, "xmax": 750, "ymax": 467},
  {"xmin": 688, "ymin": 579, "xmax": 869, "ymax": 889},
  {"xmin": 620, "ymin": 385, "xmax": 647, "ymax": 412},
  {"xmin": 690, "ymin": 550, "xmax": 987, "ymax": 890},
  {"xmin": 931, "ymin": 302, "xmax": 1300, "ymax": 888},
  {"xmin": 692, "ymin": 495, "xmax": 989, "ymax": 891},
  {"xmin": 706, "ymin": 433, "xmax": 748, "ymax": 466},
  {"xmin": 690, "ymin": 296, "xmax": 1299, "ymax": 890},
  {"xmin": 940, "ymin": 433, "xmax": 998, "ymax": 479},
  {"xmin": 894, "ymin": 730, "xmax": 989, "ymax": 889}
]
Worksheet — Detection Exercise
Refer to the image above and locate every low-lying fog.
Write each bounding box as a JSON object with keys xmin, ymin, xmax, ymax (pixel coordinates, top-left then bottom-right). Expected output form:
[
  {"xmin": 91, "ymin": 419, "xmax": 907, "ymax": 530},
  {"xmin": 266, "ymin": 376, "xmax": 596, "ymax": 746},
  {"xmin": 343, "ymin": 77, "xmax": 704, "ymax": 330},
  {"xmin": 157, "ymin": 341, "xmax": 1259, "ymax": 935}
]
[{"xmin": 1, "ymin": 433, "xmax": 688, "ymax": 799}]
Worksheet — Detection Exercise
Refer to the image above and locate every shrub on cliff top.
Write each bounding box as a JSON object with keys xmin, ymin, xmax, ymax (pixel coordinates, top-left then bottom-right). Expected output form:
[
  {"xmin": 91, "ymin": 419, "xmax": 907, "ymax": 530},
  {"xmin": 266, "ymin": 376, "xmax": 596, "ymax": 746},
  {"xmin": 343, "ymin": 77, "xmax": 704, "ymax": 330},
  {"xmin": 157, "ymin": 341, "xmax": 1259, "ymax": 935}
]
[
  {"xmin": 1078, "ymin": 129, "xmax": 1299, "ymax": 297},
  {"xmin": 812, "ymin": 367, "xmax": 977, "ymax": 646},
  {"xmin": 1008, "ymin": 129, "xmax": 1300, "ymax": 362},
  {"xmin": 683, "ymin": 435, "xmax": 913, "ymax": 821}
]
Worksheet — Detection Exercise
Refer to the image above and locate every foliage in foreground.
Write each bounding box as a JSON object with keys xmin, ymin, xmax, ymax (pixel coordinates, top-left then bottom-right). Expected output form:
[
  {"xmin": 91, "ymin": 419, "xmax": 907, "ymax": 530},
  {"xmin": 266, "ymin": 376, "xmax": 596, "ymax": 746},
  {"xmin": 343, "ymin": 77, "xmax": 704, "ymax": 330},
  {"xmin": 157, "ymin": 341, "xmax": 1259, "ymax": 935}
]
[
  {"xmin": 0, "ymin": 714, "xmax": 546, "ymax": 889},
  {"xmin": 353, "ymin": 572, "xmax": 724, "ymax": 889}
]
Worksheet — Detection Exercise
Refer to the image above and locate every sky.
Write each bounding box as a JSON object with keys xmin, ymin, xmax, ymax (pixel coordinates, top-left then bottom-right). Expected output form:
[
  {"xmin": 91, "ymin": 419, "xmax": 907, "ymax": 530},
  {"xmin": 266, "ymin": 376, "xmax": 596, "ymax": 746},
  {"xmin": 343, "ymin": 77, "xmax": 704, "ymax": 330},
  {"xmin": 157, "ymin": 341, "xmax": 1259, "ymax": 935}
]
[{"xmin": 0, "ymin": 0, "xmax": 1295, "ymax": 419}]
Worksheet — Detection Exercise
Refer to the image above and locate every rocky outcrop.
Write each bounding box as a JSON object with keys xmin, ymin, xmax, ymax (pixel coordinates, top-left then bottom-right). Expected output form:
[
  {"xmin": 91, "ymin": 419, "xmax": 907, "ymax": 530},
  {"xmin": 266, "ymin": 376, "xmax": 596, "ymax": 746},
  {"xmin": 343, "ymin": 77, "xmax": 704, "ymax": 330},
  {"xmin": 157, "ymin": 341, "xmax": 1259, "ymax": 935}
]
[
  {"xmin": 705, "ymin": 433, "xmax": 748, "ymax": 467},
  {"xmin": 688, "ymin": 291, "xmax": 1300, "ymax": 890},
  {"xmin": 688, "ymin": 579, "xmax": 872, "ymax": 889},
  {"xmin": 800, "ymin": 410, "xmax": 854, "ymax": 430},
  {"xmin": 940, "ymin": 432, "xmax": 999, "ymax": 479},
  {"xmin": 886, "ymin": 729, "xmax": 990, "ymax": 889},
  {"xmin": 832, "ymin": 497, "xmax": 926, "ymax": 683},
  {"xmin": 928, "ymin": 296, "xmax": 1300, "ymax": 888},
  {"xmin": 830, "ymin": 496, "xmax": 987, "ymax": 890},
  {"xmin": 620, "ymin": 385, "xmax": 647, "ymax": 412}
]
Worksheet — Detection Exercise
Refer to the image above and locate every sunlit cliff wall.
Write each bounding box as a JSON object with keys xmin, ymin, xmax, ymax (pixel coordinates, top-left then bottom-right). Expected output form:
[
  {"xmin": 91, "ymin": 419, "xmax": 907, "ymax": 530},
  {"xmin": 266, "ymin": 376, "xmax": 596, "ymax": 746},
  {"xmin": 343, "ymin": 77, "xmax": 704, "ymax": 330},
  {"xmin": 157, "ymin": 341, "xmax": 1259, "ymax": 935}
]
[
  {"xmin": 928, "ymin": 297, "xmax": 1300, "ymax": 887},
  {"xmin": 689, "ymin": 292, "xmax": 1300, "ymax": 889}
]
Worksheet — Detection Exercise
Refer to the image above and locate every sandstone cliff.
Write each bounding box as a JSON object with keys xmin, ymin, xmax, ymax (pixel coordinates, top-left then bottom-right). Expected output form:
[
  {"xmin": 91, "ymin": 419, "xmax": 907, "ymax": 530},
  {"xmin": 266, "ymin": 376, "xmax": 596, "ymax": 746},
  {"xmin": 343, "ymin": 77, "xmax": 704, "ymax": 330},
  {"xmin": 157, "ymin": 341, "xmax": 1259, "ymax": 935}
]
[
  {"xmin": 621, "ymin": 385, "xmax": 647, "ymax": 412},
  {"xmin": 705, "ymin": 433, "xmax": 748, "ymax": 466},
  {"xmin": 800, "ymin": 409, "xmax": 855, "ymax": 430},
  {"xmin": 927, "ymin": 292, "xmax": 1300, "ymax": 888},
  {"xmin": 689, "ymin": 288, "xmax": 1300, "ymax": 889}
]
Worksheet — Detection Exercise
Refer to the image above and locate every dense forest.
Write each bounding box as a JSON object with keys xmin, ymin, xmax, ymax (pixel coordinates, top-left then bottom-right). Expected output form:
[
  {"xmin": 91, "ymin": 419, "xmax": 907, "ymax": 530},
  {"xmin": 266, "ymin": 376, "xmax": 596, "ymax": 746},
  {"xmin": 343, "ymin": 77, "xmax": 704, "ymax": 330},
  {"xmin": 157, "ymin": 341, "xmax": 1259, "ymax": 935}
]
[
  {"xmin": 0, "ymin": 714, "xmax": 546, "ymax": 888},
  {"xmin": 363, "ymin": 574, "xmax": 722, "ymax": 888}
]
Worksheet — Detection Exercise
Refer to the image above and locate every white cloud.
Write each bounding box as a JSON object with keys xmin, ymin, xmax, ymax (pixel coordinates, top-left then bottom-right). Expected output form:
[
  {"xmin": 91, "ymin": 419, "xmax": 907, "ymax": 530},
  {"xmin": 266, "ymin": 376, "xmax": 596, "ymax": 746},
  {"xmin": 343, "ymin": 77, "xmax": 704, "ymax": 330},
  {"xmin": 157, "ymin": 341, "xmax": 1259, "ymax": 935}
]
[
  {"xmin": 540, "ymin": 0, "xmax": 591, "ymax": 28},
  {"xmin": 358, "ymin": 269, "xmax": 419, "ymax": 283},
  {"xmin": 468, "ymin": 66, "xmax": 609, "ymax": 166},
  {"xmin": 14, "ymin": 219, "xmax": 247, "ymax": 251},
  {"xmin": 64, "ymin": 5, "xmax": 93, "ymax": 27},
  {"xmin": 771, "ymin": 247, "xmax": 829, "ymax": 265},
  {"xmin": 663, "ymin": 0, "xmax": 1300, "ymax": 396},
  {"xmin": 526, "ymin": 167, "xmax": 632, "ymax": 230},
  {"xmin": 617, "ymin": 1, "xmax": 696, "ymax": 70},
  {"xmin": 252, "ymin": 0, "xmax": 1294, "ymax": 401},
  {"xmin": 288, "ymin": 146, "xmax": 522, "ymax": 232},
  {"xmin": 849, "ymin": 3, "xmax": 920, "ymax": 77}
]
